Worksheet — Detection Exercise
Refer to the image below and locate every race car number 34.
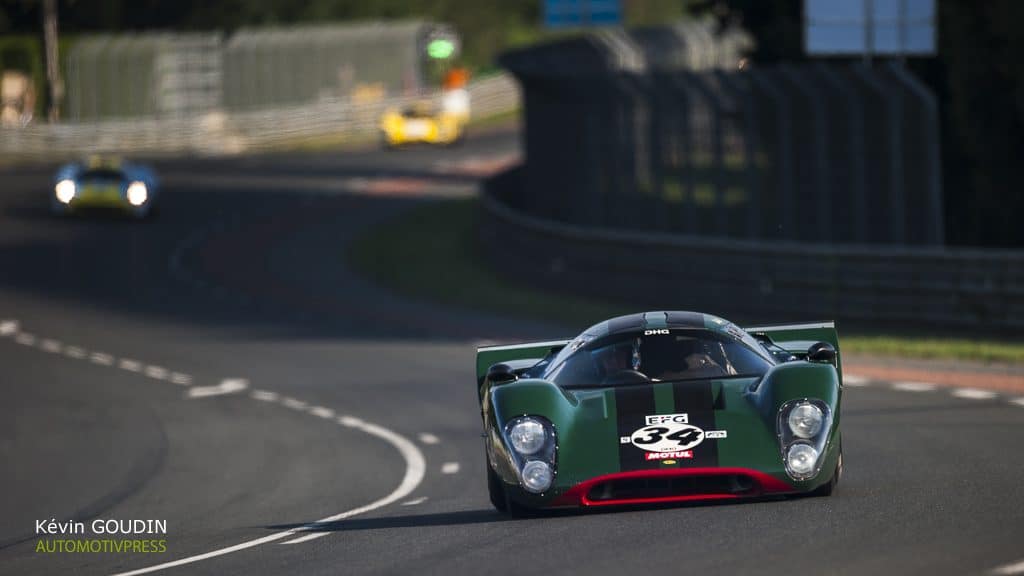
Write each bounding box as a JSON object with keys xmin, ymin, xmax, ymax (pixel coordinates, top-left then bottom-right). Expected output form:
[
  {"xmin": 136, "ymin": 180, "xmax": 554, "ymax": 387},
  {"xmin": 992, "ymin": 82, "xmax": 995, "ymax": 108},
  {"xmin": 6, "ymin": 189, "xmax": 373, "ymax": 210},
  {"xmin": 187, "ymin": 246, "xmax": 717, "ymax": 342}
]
[{"xmin": 630, "ymin": 423, "xmax": 705, "ymax": 452}]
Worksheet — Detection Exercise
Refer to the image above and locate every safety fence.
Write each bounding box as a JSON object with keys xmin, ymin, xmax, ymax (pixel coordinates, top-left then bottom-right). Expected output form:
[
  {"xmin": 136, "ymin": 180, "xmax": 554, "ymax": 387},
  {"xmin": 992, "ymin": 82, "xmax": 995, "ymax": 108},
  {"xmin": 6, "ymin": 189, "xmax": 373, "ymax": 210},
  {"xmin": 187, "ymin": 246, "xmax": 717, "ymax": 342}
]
[
  {"xmin": 59, "ymin": 22, "xmax": 449, "ymax": 121},
  {"xmin": 480, "ymin": 167, "xmax": 1024, "ymax": 331},
  {"xmin": 501, "ymin": 26, "xmax": 943, "ymax": 246},
  {"xmin": 0, "ymin": 73, "xmax": 518, "ymax": 157}
]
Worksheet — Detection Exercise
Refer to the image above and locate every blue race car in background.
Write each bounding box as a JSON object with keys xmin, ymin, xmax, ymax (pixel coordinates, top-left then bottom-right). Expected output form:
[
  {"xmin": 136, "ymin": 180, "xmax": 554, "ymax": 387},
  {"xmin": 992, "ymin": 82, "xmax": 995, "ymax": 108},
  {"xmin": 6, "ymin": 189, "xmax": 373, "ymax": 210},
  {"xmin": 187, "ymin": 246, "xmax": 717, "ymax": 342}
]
[{"xmin": 51, "ymin": 156, "xmax": 158, "ymax": 219}]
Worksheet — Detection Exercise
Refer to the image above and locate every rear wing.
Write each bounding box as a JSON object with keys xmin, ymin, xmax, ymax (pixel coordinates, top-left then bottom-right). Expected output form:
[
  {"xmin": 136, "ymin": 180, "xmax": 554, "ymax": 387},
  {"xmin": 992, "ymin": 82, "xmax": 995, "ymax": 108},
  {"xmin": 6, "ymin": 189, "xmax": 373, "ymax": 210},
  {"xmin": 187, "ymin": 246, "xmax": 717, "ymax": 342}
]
[
  {"xmin": 743, "ymin": 321, "xmax": 842, "ymax": 378},
  {"xmin": 475, "ymin": 339, "xmax": 570, "ymax": 383},
  {"xmin": 743, "ymin": 321, "xmax": 838, "ymax": 351}
]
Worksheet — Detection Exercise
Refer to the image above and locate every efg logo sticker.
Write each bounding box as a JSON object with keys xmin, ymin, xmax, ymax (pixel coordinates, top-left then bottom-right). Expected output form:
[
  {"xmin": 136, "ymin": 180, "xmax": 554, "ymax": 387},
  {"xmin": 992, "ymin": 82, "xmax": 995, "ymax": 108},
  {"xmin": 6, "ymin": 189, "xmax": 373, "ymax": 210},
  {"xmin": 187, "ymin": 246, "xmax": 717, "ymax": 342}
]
[
  {"xmin": 627, "ymin": 414, "xmax": 728, "ymax": 453},
  {"xmin": 644, "ymin": 413, "xmax": 689, "ymax": 425}
]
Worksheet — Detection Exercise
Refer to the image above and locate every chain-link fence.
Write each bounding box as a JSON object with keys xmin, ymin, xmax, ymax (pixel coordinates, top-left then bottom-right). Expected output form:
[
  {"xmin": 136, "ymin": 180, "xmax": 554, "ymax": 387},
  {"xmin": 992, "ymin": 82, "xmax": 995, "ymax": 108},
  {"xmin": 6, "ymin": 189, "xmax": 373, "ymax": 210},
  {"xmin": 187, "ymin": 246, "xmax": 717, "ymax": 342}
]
[
  {"xmin": 0, "ymin": 73, "xmax": 517, "ymax": 157},
  {"xmin": 59, "ymin": 22, "xmax": 451, "ymax": 121},
  {"xmin": 65, "ymin": 33, "xmax": 223, "ymax": 121},
  {"xmin": 0, "ymin": 22, "xmax": 520, "ymax": 158},
  {"xmin": 502, "ymin": 22, "xmax": 943, "ymax": 246},
  {"xmin": 223, "ymin": 21, "xmax": 442, "ymax": 111}
]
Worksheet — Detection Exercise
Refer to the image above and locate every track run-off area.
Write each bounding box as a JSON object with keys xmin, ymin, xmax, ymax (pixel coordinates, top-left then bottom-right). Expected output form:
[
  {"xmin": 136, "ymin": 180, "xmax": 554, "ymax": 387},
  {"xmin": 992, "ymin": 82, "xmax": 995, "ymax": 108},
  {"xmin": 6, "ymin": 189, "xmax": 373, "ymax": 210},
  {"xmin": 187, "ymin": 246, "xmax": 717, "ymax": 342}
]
[{"xmin": 1, "ymin": 130, "xmax": 1022, "ymax": 576}]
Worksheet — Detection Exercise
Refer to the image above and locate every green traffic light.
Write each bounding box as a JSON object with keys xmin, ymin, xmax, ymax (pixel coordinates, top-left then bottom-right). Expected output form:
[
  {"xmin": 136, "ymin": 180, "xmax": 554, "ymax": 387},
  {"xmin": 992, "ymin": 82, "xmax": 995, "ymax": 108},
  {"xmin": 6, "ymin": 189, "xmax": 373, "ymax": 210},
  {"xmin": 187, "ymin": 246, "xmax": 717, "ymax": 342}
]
[{"xmin": 427, "ymin": 38, "xmax": 456, "ymax": 59}]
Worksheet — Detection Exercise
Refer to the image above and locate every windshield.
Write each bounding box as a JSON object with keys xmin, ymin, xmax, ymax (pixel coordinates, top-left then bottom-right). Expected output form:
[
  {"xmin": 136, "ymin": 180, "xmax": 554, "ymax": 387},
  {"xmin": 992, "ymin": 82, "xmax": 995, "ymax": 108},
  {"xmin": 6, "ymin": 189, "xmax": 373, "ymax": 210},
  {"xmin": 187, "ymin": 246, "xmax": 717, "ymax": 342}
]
[
  {"xmin": 543, "ymin": 329, "xmax": 774, "ymax": 388},
  {"xmin": 81, "ymin": 168, "xmax": 125, "ymax": 180},
  {"xmin": 401, "ymin": 105, "xmax": 436, "ymax": 118}
]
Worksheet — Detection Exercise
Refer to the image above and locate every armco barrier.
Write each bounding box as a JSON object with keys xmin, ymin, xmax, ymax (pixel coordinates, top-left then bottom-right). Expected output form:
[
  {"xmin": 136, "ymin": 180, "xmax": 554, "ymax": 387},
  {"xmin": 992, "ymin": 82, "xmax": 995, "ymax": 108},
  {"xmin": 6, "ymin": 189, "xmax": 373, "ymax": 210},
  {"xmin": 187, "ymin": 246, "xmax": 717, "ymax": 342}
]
[{"xmin": 480, "ymin": 167, "xmax": 1024, "ymax": 331}]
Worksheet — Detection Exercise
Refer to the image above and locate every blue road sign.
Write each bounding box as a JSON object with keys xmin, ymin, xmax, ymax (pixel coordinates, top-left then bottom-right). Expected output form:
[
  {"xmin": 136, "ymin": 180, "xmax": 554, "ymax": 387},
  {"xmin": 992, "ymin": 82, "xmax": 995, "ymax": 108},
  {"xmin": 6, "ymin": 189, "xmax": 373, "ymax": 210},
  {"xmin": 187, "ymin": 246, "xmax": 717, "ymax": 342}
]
[{"xmin": 544, "ymin": 0, "xmax": 621, "ymax": 28}]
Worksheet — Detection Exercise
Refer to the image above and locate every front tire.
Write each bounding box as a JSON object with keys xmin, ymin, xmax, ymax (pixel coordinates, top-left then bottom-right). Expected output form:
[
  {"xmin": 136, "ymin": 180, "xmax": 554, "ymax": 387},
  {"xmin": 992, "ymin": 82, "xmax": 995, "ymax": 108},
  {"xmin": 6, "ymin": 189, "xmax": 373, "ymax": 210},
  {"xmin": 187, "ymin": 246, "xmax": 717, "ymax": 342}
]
[
  {"xmin": 487, "ymin": 463, "xmax": 508, "ymax": 512},
  {"xmin": 487, "ymin": 461, "xmax": 535, "ymax": 516},
  {"xmin": 811, "ymin": 447, "xmax": 842, "ymax": 497}
]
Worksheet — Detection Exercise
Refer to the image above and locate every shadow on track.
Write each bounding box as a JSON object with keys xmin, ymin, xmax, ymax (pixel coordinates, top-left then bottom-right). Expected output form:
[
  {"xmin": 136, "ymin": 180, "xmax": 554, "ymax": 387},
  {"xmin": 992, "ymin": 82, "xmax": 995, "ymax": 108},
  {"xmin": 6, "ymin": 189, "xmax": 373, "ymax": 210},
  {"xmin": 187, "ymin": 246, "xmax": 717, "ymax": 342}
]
[
  {"xmin": 263, "ymin": 496, "xmax": 796, "ymax": 534},
  {"xmin": 266, "ymin": 509, "xmax": 521, "ymax": 533}
]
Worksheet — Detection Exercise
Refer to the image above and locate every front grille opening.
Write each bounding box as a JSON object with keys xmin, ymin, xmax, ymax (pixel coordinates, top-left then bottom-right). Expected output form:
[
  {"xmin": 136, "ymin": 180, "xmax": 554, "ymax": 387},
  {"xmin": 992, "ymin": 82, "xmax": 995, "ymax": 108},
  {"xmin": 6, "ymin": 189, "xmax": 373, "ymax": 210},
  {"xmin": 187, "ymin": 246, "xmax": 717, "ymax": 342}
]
[{"xmin": 587, "ymin": 474, "xmax": 757, "ymax": 502}]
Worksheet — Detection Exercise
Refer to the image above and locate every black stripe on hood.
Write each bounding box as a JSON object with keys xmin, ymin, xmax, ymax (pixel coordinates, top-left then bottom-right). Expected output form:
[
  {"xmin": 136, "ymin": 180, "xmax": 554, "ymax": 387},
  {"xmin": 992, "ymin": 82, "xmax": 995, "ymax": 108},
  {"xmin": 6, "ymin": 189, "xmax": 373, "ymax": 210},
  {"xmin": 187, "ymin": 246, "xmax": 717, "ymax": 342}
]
[
  {"xmin": 672, "ymin": 380, "xmax": 719, "ymax": 468},
  {"xmin": 615, "ymin": 386, "xmax": 658, "ymax": 471}
]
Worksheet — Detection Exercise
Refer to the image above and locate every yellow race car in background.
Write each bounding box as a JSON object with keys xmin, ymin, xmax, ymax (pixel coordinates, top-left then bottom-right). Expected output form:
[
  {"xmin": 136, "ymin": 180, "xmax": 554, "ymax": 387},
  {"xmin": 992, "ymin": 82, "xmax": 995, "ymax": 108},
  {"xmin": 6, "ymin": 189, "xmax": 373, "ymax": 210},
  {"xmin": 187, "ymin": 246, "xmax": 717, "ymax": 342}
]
[{"xmin": 380, "ymin": 102, "xmax": 466, "ymax": 147}]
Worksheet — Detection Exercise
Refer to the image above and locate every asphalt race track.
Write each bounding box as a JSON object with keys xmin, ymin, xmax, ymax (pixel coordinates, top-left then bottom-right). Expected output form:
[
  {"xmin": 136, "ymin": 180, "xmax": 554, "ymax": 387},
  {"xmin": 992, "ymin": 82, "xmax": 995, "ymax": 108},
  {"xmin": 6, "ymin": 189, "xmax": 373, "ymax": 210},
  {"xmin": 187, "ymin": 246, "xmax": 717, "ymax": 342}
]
[{"xmin": 1, "ymin": 130, "xmax": 1023, "ymax": 576}]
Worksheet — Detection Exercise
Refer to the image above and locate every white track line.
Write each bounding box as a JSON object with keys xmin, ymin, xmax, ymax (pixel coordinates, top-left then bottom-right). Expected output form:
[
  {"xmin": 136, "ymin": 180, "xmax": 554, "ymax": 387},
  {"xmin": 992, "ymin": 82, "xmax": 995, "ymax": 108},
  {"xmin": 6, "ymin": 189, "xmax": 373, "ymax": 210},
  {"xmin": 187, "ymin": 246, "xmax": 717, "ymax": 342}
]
[
  {"xmin": 90, "ymin": 352, "xmax": 114, "ymax": 366},
  {"xmin": 250, "ymin": 390, "xmax": 278, "ymax": 402},
  {"xmin": 0, "ymin": 319, "xmax": 18, "ymax": 336},
  {"xmin": 401, "ymin": 497, "xmax": 428, "ymax": 506},
  {"xmin": 338, "ymin": 415, "xmax": 363, "ymax": 427},
  {"xmin": 64, "ymin": 346, "xmax": 87, "ymax": 359},
  {"xmin": 187, "ymin": 378, "xmax": 248, "ymax": 399},
  {"xmin": 952, "ymin": 388, "xmax": 998, "ymax": 400},
  {"xmin": 843, "ymin": 374, "xmax": 870, "ymax": 386},
  {"xmin": 145, "ymin": 366, "xmax": 169, "ymax": 380},
  {"xmin": 14, "ymin": 333, "xmax": 35, "ymax": 346},
  {"xmin": 892, "ymin": 381, "xmax": 937, "ymax": 392},
  {"xmin": 40, "ymin": 339, "xmax": 62, "ymax": 353},
  {"xmin": 278, "ymin": 417, "xmax": 426, "ymax": 546},
  {"xmin": 309, "ymin": 406, "xmax": 335, "ymax": 419},
  {"xmin": 119, "ymin": 359, "xmax": 142, "ymax": 372},
  {"xmin": 418, "ymin": 433, "xmax": 440, "ymax": 445},
  {"xmin": 169, "ymin": 372, "xmax": 192, "ymax": 386},
  {"xmin": 441, "ymin": 462, "xmax": 460, "ymax": 474},
  {"xmin": 1009, "ymin": 397, "xmax": 1024, "ymax": 408},
  {"xmin": 992, "ymin": 558, "xmax": 1024, "ymax": 575},
  {"xmin": 109, "ymin": 414, "xmax": 428, "ymax": 570},
  {"xmin": 282, "ymin": 397, "xmax": 308, "ymax": 410}
]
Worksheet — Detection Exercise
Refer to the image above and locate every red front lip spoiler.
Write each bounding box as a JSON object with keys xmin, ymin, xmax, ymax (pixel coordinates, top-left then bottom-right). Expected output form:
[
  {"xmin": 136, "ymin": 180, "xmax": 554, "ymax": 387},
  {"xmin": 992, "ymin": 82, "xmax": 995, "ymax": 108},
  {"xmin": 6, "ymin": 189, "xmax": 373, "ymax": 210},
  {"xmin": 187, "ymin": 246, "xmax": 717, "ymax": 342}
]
[{"xmin": 551, "ymin": 467, "xmax": 795, "ymax": 507}]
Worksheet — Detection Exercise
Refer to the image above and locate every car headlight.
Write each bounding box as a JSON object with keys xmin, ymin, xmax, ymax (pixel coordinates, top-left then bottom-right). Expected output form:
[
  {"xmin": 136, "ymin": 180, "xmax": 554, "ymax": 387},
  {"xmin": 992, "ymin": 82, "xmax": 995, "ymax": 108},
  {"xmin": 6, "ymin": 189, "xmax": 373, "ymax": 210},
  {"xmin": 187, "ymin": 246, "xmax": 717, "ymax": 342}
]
[
  {"xmin": 777, "ymin": 399, "xmax": 832, "ymax": 481},
  {"xmin": 786, "ymin": 443, "xmax": 819, "ymax": 478},
  {"xmin": 126, "ymin": 181, "xmax": 148, "ymax": 206},
  {"xmin": 787, "ymin": 403, "xmax": 823, "ymax": 438},
  {"xmin": 509, "ymin": 418, "xmax": 546, "ymax": 455},
  {"xmin": 521, "ymin": 460, "xmax": 554, "ymax": 493},
  {"xmin": 55, "ymin": 179, "xmax": 76, "ymax": 204}
]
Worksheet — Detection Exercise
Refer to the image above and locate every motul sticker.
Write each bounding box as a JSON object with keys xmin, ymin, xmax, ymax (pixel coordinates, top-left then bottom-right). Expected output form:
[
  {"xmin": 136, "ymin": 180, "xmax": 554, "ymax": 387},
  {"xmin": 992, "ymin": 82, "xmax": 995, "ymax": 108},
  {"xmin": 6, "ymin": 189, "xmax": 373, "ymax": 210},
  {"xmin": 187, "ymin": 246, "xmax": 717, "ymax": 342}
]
[{"xmin": 645, "ymin": 450, "xmax": 693, "ymax": 461}]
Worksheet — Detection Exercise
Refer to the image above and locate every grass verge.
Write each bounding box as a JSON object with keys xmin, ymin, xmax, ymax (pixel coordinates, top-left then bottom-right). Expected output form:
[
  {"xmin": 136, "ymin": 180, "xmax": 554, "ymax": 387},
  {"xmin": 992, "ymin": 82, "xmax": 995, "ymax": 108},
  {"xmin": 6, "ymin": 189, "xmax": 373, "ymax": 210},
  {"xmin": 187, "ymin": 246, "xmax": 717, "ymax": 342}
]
[
  {"xmin": 348, "ymin": 198, "xmax": 1024, "ymax": 365},
  {"xmin": 349, "ymin": 198, "xmax": 632, "ymax": 329}
]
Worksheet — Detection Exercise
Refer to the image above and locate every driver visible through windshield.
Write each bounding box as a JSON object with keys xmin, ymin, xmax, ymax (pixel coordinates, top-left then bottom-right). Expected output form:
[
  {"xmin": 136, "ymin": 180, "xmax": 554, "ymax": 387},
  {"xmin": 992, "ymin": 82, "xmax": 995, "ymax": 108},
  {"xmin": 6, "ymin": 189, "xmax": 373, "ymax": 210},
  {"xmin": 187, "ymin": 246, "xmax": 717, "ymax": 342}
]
[{"xmin": 543, "ymin": 329, "xmax": 773, "ymax": 388}]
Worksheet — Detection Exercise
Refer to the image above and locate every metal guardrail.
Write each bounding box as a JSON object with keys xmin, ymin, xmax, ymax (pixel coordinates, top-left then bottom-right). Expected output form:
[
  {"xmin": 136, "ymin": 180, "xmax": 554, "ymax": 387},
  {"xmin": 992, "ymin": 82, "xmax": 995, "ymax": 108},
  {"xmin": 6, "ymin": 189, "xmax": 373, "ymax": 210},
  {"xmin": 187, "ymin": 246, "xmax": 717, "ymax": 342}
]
[
  {"xmin": 480, "ymin": 167, "xmax": 1024, "ymax": 331},
  {"xmin": 0, "ymin": 73, "xmax": 519, "ymax": 157}
]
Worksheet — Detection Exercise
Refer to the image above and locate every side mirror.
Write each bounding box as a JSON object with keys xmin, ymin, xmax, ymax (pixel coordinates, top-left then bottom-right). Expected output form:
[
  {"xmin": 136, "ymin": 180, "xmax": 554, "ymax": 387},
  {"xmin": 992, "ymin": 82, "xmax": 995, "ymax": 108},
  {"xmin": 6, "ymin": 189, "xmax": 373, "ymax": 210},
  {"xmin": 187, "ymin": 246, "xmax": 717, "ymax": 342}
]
[
  {"xmin": 807, "ymin": 342, "xmax": 837, "ymax": 365},
  {"xmin": 487, "ymin": 363, "xmax": 518, "ymax": 384}
]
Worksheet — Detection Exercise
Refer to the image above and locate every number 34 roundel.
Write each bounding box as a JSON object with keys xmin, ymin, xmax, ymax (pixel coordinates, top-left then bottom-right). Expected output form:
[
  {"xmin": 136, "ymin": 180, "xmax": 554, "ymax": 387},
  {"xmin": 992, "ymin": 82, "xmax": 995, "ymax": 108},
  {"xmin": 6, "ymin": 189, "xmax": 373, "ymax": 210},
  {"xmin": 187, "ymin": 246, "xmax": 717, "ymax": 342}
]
[{"xmin": 628, "ymin": 423, "xmax": 727, "ymax": 453}]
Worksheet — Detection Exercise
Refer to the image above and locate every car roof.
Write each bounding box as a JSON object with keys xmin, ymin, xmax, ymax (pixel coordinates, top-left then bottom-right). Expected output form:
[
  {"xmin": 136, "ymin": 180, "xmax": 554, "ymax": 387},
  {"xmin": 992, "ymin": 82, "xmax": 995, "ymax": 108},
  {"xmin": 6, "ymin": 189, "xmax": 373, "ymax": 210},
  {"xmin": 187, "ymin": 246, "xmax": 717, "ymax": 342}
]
[
  {"xmin": 581, "ymin": 311, "xmax": 726, "ymax": 339},
  {"xmin": 85, "ymin": 155, "xmax": 124, "ymax": 170}
]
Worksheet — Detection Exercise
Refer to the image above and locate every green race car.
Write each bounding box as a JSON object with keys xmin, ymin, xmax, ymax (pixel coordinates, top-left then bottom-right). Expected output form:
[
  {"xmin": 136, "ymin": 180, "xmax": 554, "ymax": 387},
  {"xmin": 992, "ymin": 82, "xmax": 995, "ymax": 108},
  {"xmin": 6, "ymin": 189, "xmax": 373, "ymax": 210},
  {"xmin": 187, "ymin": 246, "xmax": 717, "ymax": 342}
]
[{"xmin": 477, "ymin": 311, "xmax": 843, "ymax": 513}]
